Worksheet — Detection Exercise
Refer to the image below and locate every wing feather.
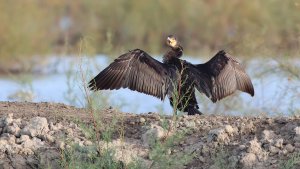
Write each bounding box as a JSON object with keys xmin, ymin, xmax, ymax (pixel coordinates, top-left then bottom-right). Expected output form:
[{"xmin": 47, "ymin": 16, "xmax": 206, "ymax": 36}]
[
  {"xmin": 194, "ymin": 50, "xmax": 254, "ymax": 102},
  {"xmin": 88, "ymin": 49, "xmax": 173, "ymax": 100}
]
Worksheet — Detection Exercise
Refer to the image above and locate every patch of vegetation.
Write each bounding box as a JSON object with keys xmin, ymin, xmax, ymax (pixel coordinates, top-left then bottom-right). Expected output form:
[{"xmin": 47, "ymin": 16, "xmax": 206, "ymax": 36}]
[
  {"xmin": 211, "ymin": 147, "xmax": 238, "ymax": 169},
  {"xmin": 148, "ymin": 131, "xmax": 194, "ymax": 169},
  {"xmin": 7, "ymin": 73, "xmax": 35, "ymax": 102},
  {"xmin": 279, "ymin": 152, "xmax": 300, "ymax": 169},
  {"xmin": 60, "ymin": 144, "xmax": 128, "ymax": 169}
]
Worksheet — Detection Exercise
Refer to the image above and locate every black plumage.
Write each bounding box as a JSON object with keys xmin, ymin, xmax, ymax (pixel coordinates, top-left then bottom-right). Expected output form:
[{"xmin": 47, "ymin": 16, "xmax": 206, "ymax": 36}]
[{"xmin": 89, "ymin": 35, "xmax": 254, "ymax": 115}]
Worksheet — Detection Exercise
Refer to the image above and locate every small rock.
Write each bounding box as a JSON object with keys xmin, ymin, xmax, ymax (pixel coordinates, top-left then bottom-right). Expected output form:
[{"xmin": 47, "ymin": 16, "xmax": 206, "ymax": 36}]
[
  {"xmin": 73, "ymin": 137, "xmax": 81, "ymax": 143},
  {"xmin": 66, "ymin": 128, "xmax": 73, "ymax": 136},
  {"xmin": 1, "ymin": 134, "xmax": 16, "ymax": 144},
  {"xmin": 294, "ymin": 136, "xmax": 300, "ymax": 142},
  {"xmin": 262, "ymin": 130, "xmax": 275, "ymax": 143},
  {"xmin": 14, "ymin": 118, "xmax": 22, "ymax": 126},
  {"xmin": 69, "ymin": 122, "xmax": 77, "ymax": 129},
  {"xmin": 269, "ymin": 145, "xmax": 279, "ymax": 155},
  {"xmin": 139, "ymin": 117, "xmax": 146, "ymax": 123},
  {"xmin": 285, "ymin": 144, "xmax": 294, "ymax": 153},
  {"xmin": 16, "ymin": 135, "xmax": 30, "ymax": 144},
  {"xmin": 264, "ymin": 118, "xmax": 273, "ymax": 124},
  {"xmin": 56, "ymin": 140, "xmax": 65, "ymax": 150},
  {"xmin": 78, "ymin": 141, "xmax": 84, "ymax": 147},
  {"xmin": 279, "ymin": 149, "xmax": 288, "ymax": 155},
  {"xmin": 275, "ymin": 118, "xmax": 288, "ymax": 124},
  {"xmin": 294, "ymin": 143, "xmax": 300, "ymax": 148},
  {"xmin": 201, "ymin": 145, "xmax": 210, "ymax": 155},
  {"xmin": 5, "ymin": 123, "xmax": 21, "ymax": 137},
  {"xmin": 142, "ymin": 124, "xmax": 165, "ymax": 146},
  {"xmin": 45, "ymin": 134, "xmax": 55, "ymax": 143},
  {"xmin": 247, "ymin": 137, "xmax": 262, "ymax": 154},
  {"xmin": 207, "ymin": 128, "xmax": 229, "ymax": 144},
  {"xmin": 19, "ymin": 147, "xmax": 34, "ymax": 155},
  {"xmin": 195, "ymin": 120, "xmax": 201, "ymax": 125},
  {"xmin": 240, "ymin": 121, "xmax": 255, "ymax": 134},
  {"xmin": 247, "ymin": 137, "xmax": 268, "ymax": 162},
  {"xmin": 20, "ymin": 117, "xmax": 49, "ymax": 138},
  {"xmin": 0, "ymin": 139, "xmax": 8, "ymax": 153},
  {"xmin": 49, "ymin": 122, "xmax": 55, "ymax": 130},
  {"xmin": 49, "ymin": 122, "xmax": 63, "ymax": 131},
  {"xmin": 179, "ymin": 121, "xmax": 184, "ymax": 127},
  {"xmin": 22, "ymin": 137, "xmax": 44, "ymax": 150},
  {"xmin": 274, "ymin": 138, "xmax": 283, "ymax": 148},
  {"xmin": 84, "ymin": 140, "xmax": 93, "ymax": 146},
  {"xmin": 4, "ymin": 113, "xmax": 14, "ymax": 126},
  {"xmin": 294, "ymin": 127, "xmax": 300, "ymax": 136},
  {"xmin": 198, "ymin": 155, "xmax": 205, "ymax": 162},
  {"xmin": 167, "ymin": 149, "xmax": 171, "ymax": 155},
  {"xmin": 185, "ymin": 121, "xmax": 196, "ymax": 128},
  {"xmin": 239, "ymin": 144, "xmax": 246, "ymax": 150},
  {"xmin": 240, "ymin": 153, "xmax": 256, "ymax": 168},
  {"xmin": 224, "ymin": 125, "xmax": 234, "ymax": 136},
  {"xmin": 270, "ymin": 159, "xmax": 278, "ymax": 164}
]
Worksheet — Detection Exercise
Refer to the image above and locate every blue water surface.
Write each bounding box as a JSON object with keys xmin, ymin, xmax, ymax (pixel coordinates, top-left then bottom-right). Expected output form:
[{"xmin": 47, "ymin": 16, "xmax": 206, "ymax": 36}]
[{"xmin": 0, "ymin": 55, "xmax": 299, "ymax": 115}]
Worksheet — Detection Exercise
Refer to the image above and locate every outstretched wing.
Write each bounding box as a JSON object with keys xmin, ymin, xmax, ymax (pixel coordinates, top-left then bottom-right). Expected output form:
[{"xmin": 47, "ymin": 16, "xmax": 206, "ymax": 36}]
[
  {"xmin": 195, "ymin": 50, "xmax": 254, "ymax": 102},
  {"xmin": 88, "ymin": 49, "xmax": 173, "ymax": 100}
]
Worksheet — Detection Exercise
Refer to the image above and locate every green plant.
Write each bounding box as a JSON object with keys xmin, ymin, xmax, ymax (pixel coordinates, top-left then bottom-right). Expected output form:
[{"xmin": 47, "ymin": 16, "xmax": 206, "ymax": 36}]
[
  {"xmin": 7, "ymin": 73, "xmax": 35, "ymax": 102},
  {"xmin": 59, "ymin": 38, "xmax": 137, "ymax": 169},
  {"xmin": 60, "ymin": 144, "xmax": 125, "ymax": 169},
  {"xmin": 148, "ymin": 131, "xmax": 194, "ymax": 169},
  {"xmin": 64, "ymin": 62, "xmax": 78, "ymax": 106},
  {"xmin": 279, "ymin": 152, "xmax": 300, "ymax": 169},
  {"xmin": 211, "ymin": 147, "xmax": 237, "ymax": 169}
]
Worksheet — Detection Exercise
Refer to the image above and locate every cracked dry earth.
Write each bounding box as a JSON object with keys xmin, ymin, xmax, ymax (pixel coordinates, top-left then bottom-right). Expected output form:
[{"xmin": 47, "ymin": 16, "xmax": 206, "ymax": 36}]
[{"xmin": 0, "ymin": 101, "xmax": 300, "ymax": 169}]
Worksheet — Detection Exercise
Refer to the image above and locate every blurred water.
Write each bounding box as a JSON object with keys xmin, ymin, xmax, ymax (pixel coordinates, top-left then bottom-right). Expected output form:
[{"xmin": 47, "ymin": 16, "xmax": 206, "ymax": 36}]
[{"xmin": 0, "ymin": 55, "xmax": 299, "ymax": 116}]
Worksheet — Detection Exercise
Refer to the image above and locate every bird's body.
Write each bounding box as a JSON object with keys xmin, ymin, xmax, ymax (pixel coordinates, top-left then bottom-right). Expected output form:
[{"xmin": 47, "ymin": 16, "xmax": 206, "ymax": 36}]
[{"xmin": 89, "ymin": 35, "xmax": 254, "ymax": 115}]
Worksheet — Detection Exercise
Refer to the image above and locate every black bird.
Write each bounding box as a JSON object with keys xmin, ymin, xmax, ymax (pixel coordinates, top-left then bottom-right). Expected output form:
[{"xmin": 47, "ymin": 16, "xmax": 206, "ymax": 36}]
[{"xmin": 89, "ymin": 35, "xmax": 254, "ymax": 115}]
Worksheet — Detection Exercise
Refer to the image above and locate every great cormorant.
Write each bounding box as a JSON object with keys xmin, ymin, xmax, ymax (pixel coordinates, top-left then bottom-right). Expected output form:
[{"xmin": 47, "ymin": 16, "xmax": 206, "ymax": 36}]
[{"xmin": 88, "ymin": 35, "xmax": 254, "ymax": 115}]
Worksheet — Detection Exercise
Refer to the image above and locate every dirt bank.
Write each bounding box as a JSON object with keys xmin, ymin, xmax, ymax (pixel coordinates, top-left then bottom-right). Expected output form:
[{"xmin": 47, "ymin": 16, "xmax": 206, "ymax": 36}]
[{"xmin": 0, "ymin": 101, "xmax": 300, "ymax": 169}]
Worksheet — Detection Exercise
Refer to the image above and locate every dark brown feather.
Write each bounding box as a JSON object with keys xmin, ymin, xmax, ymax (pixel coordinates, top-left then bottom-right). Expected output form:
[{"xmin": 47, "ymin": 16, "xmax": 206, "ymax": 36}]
[
  {"xmin": 195, "ymin": 50, "xmax": 254, "ymax": 102},
  {"xmin": 88, "ymin": 49, "xmax": 174, "ymax": 100}
]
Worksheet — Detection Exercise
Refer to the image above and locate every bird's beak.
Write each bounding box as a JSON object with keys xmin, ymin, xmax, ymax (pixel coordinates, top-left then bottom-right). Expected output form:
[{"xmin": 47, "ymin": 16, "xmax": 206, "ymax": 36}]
[{"xmin": 167, "ymin": 37, "xmax": 171, "ymax": 44}]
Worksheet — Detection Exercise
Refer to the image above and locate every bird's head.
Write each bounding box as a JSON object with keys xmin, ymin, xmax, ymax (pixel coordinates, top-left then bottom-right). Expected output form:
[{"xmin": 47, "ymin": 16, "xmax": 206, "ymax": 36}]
[
  {"xmin": 166, "ymin": 35, "xmax": 180, "ymax": 49},
  {"xmin": 165, "ymin": 35, "xmax": 183, "ymax": 58}
]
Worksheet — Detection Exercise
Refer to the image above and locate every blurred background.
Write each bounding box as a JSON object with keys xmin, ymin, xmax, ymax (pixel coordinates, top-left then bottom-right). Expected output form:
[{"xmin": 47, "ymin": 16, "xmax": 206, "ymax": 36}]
[{"xmin": 0, "ymin": 0, "xmax": 300, "ymax": 116}]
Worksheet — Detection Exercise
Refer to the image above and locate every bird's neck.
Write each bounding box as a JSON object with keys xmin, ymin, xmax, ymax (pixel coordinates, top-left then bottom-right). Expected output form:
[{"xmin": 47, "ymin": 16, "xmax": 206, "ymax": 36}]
[{"xmin": 163, "ymin": 47, "xmax": 183, "ymax": 63}]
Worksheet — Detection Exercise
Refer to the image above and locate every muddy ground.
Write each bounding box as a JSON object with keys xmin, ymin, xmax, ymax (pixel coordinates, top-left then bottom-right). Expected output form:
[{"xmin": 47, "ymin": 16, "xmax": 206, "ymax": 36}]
[{"xmin": 0, "ymin": 101, "xmax": 300, "ymax": 169}]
